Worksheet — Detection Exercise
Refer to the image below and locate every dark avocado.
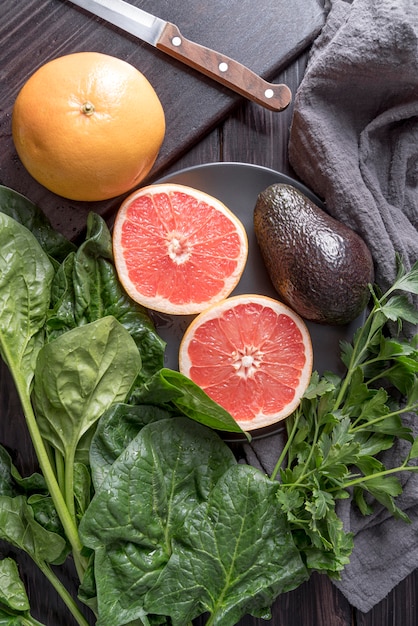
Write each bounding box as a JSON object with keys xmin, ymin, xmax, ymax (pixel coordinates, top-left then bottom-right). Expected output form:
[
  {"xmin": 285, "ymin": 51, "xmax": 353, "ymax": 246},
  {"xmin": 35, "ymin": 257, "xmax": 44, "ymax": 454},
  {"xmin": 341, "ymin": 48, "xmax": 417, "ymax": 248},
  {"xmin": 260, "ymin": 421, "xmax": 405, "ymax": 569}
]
[{"xmin": 253, "ymin": 183, "xmax": 374, "ymax": 325}]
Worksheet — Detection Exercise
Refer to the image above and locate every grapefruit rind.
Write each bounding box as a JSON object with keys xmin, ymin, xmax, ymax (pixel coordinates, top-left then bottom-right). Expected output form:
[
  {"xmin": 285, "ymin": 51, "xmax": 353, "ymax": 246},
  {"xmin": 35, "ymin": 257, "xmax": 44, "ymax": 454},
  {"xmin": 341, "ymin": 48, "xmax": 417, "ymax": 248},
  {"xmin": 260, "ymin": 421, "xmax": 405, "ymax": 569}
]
[
  {"xmin": 12, "ymin": 52, "xmax": 165, "ymax": 202},
  {"xmin": 113, "ymin": 184, "xmax": 248, "ymax": 315},
  {"xmin": 179, "ymin": 294, "xmax": 313, "ymax": 431}
]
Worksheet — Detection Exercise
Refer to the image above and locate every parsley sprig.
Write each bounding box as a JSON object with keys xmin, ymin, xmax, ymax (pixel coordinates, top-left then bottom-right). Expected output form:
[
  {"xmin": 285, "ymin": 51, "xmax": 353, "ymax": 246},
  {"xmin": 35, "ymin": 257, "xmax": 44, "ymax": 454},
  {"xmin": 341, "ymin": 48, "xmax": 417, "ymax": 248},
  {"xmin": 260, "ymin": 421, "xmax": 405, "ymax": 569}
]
[{"xmin": 271, "ymin": 257, "xmax": 418, "ymax": 577}]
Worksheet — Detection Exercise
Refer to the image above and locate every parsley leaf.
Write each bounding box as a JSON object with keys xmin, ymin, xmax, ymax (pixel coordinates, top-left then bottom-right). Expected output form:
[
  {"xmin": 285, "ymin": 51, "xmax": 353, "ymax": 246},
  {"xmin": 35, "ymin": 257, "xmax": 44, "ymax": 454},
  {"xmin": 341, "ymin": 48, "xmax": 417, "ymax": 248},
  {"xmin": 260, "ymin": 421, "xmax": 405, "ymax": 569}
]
[{"xmin": 271, "ymin": 258, "xmax": 418, "ymax": 577}]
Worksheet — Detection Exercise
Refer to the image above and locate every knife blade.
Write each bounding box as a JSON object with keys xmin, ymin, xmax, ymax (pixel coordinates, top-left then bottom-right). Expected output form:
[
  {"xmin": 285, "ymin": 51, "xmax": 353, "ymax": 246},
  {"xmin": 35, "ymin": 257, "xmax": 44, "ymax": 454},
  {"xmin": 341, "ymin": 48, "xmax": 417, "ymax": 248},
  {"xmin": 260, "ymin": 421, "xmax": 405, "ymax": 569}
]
[{"xmin": 66, "ymin": 0, "xmax": 292, "ymax": 112}]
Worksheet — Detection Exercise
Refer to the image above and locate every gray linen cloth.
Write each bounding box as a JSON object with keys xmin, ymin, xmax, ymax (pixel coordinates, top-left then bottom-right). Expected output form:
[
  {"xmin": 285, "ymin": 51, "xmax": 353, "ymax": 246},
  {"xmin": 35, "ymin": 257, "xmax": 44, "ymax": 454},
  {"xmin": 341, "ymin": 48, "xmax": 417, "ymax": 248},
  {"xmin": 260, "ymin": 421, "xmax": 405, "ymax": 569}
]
[{"xmin": 244, "ymin": 0, "xmax": 418, "ymax": 613}]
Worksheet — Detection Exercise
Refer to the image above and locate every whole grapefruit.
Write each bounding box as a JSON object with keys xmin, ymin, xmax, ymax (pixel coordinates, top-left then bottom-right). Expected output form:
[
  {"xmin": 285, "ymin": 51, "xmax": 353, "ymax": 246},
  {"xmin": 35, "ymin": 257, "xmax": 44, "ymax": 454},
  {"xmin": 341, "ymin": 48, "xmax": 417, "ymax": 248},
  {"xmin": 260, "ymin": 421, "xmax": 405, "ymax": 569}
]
[{"xmin": 12, "ymin": 52, "xmax": 165, "ymax": 202}]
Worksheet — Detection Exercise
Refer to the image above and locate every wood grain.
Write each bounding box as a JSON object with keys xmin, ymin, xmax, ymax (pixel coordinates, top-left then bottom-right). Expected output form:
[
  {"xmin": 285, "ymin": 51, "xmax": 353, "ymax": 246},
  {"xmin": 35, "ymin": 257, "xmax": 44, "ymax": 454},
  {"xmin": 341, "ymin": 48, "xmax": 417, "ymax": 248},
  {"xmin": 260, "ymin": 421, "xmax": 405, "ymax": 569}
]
[
  {"xmin": 1, "ymin": 2, "xmax": 417, "ymax": 625},
  {"xmin": 0, "ymin": 0, "xmax": 324, "ymax": 240}
]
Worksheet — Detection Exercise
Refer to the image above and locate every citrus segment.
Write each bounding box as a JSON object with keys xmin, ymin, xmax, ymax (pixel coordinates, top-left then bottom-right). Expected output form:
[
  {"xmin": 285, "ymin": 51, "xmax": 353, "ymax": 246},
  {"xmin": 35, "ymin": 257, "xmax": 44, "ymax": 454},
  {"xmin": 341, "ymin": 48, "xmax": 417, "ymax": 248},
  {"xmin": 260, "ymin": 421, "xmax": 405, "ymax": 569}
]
[
  {"xmin": 179, "ymin": 294, "xmax": 313, "ymax": 430},
  {"xmin": 12, "ymin": 52, "xmax": 165, "ymax": 201},
  {"xmin": 113, "ymin": 184, "xmax": 248, "ymax": 315}
]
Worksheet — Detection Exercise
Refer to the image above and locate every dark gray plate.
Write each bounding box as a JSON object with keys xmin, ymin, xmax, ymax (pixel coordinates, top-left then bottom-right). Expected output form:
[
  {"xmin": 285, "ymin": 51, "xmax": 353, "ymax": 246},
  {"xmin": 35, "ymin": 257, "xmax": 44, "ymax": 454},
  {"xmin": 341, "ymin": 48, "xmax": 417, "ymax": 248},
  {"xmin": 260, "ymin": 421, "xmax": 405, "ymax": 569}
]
[{"xmin": 154, "ymin": 162, "xmax": 362, "ymax": 438}]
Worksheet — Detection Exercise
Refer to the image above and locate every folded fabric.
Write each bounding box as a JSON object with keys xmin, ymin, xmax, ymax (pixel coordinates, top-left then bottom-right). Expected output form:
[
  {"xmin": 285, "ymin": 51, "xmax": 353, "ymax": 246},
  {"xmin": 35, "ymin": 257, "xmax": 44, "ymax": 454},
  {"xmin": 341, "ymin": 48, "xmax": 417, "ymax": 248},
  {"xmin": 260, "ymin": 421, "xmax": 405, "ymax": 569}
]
[
  {"xmin": 289, "ymin": 0, "xmax": 418, "ymax": 310},
  {"xmin": 332, "ymin": 412, "xmax": 418, "ymax": 612},
  {"xmin": 244, "ymin": 0, "xmax": 418, "ymax": 613}
]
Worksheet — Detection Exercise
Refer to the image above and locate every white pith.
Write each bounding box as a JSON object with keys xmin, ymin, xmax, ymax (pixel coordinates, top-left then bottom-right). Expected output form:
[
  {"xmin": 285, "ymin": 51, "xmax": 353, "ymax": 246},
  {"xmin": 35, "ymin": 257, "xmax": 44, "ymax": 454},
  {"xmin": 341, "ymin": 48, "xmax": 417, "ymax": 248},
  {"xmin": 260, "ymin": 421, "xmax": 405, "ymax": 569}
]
[
  {"xmin": 232, "ymin": 346, "xmax": 263, "ymax": 378},
  {"xmin": 166, "ymin": 232, "xmax": 191, "ymax": 265}
]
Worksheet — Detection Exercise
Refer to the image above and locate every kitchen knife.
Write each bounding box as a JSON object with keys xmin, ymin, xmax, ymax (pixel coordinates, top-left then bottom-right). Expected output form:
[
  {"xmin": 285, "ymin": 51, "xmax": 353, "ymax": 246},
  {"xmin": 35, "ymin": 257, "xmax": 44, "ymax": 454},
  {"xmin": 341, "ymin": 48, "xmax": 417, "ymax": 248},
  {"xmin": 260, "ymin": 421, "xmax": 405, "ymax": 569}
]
[{"xmin": 66, "ymin": 0, "xmax": 292, "ymax": 111}]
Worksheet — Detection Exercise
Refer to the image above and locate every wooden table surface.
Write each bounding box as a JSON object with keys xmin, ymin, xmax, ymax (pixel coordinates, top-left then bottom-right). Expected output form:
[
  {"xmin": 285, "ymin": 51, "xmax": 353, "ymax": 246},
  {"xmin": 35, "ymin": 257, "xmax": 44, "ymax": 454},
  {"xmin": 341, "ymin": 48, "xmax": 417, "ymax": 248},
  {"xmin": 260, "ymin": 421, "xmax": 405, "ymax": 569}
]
[{"xmin": 1, "ymin": 1, "xmax": 417, "ymax": 625}]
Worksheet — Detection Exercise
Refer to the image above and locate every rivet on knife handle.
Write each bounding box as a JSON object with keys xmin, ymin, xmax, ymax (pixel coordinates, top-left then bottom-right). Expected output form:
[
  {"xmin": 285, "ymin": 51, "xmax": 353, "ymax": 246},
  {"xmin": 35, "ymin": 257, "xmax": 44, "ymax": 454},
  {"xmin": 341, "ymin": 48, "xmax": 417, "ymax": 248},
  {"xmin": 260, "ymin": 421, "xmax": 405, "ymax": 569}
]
[{"xmin": 157, "ymin": 23, "xmax": 292, "ymax": 112}]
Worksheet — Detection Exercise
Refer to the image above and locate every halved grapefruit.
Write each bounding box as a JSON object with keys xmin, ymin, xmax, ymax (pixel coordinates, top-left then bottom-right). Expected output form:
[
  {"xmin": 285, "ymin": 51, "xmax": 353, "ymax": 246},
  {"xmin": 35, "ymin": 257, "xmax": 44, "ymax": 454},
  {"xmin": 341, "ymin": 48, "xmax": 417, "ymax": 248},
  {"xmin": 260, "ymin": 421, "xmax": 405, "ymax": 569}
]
[
  {"xmin": 179, "ymin": 294, "xmax": 313, "ymax": 430},
  {"xmin": 112, "ymin": 183, "xmax": 248, "ymax": 315}
]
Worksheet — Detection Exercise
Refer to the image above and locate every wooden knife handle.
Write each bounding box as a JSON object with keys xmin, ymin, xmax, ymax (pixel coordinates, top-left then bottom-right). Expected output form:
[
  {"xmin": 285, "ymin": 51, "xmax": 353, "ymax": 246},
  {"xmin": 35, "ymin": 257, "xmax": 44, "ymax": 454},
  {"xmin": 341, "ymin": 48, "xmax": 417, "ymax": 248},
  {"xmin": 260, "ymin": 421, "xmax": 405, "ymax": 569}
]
[{"xmin": 156, "ymin": 22, "xmax": 292, "ymax": 112}]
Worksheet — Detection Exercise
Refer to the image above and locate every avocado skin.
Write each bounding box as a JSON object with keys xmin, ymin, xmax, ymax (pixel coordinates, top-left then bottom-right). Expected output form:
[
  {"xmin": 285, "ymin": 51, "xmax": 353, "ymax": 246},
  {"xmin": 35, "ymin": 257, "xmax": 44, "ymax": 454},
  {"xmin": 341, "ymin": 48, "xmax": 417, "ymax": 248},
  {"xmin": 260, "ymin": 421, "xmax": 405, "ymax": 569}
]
[{"xmin": 253, "ymin": 183, "xmax": 374, "ymax": 325}]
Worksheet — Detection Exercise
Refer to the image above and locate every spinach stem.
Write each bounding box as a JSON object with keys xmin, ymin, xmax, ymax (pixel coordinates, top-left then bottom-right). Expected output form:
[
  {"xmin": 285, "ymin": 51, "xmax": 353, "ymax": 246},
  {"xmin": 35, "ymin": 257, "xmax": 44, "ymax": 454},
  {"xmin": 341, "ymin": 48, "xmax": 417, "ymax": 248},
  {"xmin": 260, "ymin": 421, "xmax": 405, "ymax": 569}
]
[
  {"xmin": 64, "ymin": 449, "xmax": 77, "ymax": 529},
  {"xmin": 21, "ymin": 618, "xmax": 45, "ymax": 626},
  {"xmin": 55, "ymin": 449, "xmax": 65, "ymax": 494},
  {"xmin": 36, "ymin": 559, "xmax": 90, "ymax": 626},
  {"xmin": 18, "ymin": 384, "xmax": 86, "ymax": 574}
]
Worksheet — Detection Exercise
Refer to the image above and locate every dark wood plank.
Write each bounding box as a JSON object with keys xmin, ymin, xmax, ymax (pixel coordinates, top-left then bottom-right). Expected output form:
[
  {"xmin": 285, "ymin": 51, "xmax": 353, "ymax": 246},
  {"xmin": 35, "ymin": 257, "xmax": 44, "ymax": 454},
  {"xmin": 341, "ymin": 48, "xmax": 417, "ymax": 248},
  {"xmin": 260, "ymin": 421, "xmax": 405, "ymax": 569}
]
[
  {"xmin": 271, "ymin": 573, "xmax": 353, "ymax": 626},
  {"xmin": 1, "ymin": 2, "xmax": 417, "ymax": 625},
  {"xmin": 0, "ymin": 0, "xmax": 324, "ymax": 240},
  {"xmin": 355, "ymin": 570, "xmax": 418, "ymax": 626},
  {"xmin": 160, "ymin": 55, "xmax": 310, "ymax": 186},
  {"xmin": 222, "ymin": 56, "xmax": 310, "ymax": 179}
]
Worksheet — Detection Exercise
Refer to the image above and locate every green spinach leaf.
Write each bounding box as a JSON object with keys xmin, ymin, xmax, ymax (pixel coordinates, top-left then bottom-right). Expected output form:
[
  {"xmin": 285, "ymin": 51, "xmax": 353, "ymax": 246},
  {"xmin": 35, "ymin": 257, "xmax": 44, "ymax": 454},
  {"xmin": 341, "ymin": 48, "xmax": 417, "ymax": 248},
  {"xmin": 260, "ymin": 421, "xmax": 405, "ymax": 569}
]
[
  {"xmin": 0, "ymin": 496, "xmax": 67, "ymax": 566},
  {"xmin": 0, "ymin": 498, "xmax": 86, "ymax": 625},
  {"xmin": 131, "ymin": 368, "xmax": 246, "ymax": 435},
  {"xmin": 79, "ymin": 418, "xmax": 237, "ymax": 626},
  {"xmin": 46, "ymin": 212, "xmax": 165, "ymax": 383},
  {"xmin": 145, "ymin": 464, "xmax": 308, "ymax": 626},
  {"xmin": 89, "ymin": 403, "xmax": 172, "ymax": 489},
  {"xmin": 0, "ymin": 446, "xmax": 46, "ymax": 497},
  {"xmin": 0, "ymin": 558, "xmax": 31, "ymax": 613},
  {"xmin": 0, "ymin": 557, "xmax": 46, "ymax": 625},
  {"xmin": 0, "ymin": 447, "xmax": 66, "ymax": 548},
  {"xmin": 0, "ymin": 212, "xmax": 54, "ymax": 395},
  {"xmin": 0, "ymin": 185, "xmax": 75, "ymax": 263},
  {"xmin": 33, "ymin": 316, "xmax": 141, "ymax": 460},
  {"xmin": 33, "ymin": 316, "xmax": 142, "ymax": 524}
]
